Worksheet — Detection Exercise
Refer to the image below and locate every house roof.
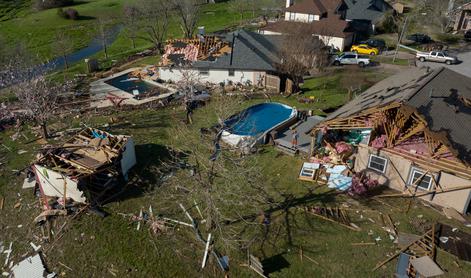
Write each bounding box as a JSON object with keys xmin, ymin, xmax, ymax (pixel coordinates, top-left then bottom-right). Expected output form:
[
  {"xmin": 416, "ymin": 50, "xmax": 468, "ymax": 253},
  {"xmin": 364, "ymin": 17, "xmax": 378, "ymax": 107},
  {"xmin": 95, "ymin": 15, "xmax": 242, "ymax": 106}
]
[
  {"xmin": 286, "ymin": 0, "xmax": 345, "ymax": 15},
  {"xmin": 262, "ymin": 15, "xmax": 353, "ymax": 38},
  {"xmin": 324, "ymin": 67, "xmax": 471, "ymax": 162},
  {"xmin": 286, "ymin": 0, "xmax": 328, "ymax": 15},
  {"xmin": 192, "ymin": 30, "xmax": 284, "ymax": 71},
  {"xmin": 344, "ymin": 0, "xmax": 391, "ymax": 23}
]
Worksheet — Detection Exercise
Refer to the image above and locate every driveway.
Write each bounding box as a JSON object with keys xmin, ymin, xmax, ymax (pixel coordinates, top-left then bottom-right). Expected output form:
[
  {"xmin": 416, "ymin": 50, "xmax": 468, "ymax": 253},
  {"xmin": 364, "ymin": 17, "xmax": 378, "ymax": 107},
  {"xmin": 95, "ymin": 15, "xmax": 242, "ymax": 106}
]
[{"xmin": 416, "ymin": 48, "xmax": 471, "ymax": 77}]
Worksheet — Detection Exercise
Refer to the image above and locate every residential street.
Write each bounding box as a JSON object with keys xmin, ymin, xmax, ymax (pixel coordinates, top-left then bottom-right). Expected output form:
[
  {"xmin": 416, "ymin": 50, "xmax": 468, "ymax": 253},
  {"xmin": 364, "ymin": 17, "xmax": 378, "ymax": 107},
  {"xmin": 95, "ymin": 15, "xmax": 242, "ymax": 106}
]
[{"xmin": 416, "ymin": 45, "xmax": 471, "ymax": 77}]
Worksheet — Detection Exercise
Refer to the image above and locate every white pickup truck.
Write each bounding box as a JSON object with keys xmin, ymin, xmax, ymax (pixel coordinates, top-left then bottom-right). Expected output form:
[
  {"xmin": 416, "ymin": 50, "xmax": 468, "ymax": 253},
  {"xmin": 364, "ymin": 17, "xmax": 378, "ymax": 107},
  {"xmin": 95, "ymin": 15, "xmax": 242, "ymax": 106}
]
[
  {"xmin": 416, "ymin": 51, "xmax": 458, "ymax": 65},
  {"xmin": 333, "ymin": 52, "xmax": 371, "ymax": 67}
]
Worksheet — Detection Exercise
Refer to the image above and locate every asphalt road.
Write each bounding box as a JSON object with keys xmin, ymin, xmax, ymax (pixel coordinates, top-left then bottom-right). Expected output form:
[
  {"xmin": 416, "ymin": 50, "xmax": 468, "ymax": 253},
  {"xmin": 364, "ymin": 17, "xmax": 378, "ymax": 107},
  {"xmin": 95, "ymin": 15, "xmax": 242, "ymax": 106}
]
[{"xmin": 416, "ymin": 49, "xmax": 471, "ymax": 77}]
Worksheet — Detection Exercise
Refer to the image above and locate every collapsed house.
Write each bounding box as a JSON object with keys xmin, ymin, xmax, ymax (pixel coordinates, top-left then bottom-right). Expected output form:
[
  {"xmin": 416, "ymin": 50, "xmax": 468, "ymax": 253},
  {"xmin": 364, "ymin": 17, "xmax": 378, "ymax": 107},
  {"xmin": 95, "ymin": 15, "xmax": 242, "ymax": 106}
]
[
  {"xmin": 32, "ymin": 128, "xmax": 136, "ymax": 207},
  {"xmin": 309, "ymin": 67, "xmax": 471, "ymax": 214},
  {"xmin": 158, "ymin": 30, "xmax": 285, "ymax": 92}
]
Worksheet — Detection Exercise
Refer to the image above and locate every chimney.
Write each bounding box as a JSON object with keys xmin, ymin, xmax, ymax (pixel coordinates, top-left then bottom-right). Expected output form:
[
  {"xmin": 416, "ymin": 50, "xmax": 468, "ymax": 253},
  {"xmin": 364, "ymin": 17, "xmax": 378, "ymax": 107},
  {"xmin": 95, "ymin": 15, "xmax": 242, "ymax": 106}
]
[{"xmin": 286, "ymin": 0, "xmax": 294, "ymax": 8}]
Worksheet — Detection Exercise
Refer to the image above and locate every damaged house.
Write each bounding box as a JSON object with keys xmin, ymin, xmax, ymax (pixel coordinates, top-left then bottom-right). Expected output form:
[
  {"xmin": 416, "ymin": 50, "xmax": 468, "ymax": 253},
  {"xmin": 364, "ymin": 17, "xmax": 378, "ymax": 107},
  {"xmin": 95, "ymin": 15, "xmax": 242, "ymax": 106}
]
[
  {"xmin": 32, "ymin": 128, "xmax": 136, "ymax": 207},
  {"xmin": 158, "ymin": 30, "xmax": 285, "ymax": 91},
  {"xmin": 309, "ymin": 67, "xmax": 471, "ymax": 214}
]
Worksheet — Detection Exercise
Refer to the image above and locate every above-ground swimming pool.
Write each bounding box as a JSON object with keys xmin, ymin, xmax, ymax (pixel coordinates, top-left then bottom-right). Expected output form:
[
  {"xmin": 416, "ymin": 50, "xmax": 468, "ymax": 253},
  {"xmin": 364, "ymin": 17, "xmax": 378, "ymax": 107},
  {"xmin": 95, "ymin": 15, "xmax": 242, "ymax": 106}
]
[
  {"xmin": 105, "ymin": 73, "xmax": 160, "ymax": 95},
  {"xmin": 222, "ymin": 103, "xmax": 297, "ymax": 147}
]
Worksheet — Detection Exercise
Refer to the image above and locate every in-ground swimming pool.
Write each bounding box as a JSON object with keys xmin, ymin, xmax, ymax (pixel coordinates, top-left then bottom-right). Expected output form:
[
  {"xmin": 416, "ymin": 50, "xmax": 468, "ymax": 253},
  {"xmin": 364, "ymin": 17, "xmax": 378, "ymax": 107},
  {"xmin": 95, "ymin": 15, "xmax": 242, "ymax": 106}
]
[
  {"xmin": 105, "ymin": 73, "xmax": 159, "ymax": 95},
  {"xmin": 222, "ymin": 103, "xmax": 296, "ymax": 147}
]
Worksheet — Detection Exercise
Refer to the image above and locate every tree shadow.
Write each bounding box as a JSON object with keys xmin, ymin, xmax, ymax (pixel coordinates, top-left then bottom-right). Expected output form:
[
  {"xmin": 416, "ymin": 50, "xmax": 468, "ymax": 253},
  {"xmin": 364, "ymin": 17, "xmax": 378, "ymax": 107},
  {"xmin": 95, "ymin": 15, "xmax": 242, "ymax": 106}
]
[
  {"xmin": 261, "ymin": 253, "xmax": 290, "ymax": 275},
  {"xmin": 97, "ymin": 143, "xmax": 182, "ymax": 205},
  {"xmin": 76, "ymin": 15, "xmax": 96, "ymax": 21}
]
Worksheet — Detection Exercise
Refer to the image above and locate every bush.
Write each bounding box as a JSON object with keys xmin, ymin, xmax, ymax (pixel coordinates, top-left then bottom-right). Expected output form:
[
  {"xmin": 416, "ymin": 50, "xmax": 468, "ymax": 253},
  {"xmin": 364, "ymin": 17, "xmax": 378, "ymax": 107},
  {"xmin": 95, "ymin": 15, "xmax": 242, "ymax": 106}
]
[
  {"xmin": 57, "ymin": 8, "xmax": 79, "ymax": 20},
  {"xmin": 35, "ymin": 0, "xmax": 75, "ymax": 10},
  {"xmin": 435, "ymin": 33, "xmax": 461, "ymax": 44}
]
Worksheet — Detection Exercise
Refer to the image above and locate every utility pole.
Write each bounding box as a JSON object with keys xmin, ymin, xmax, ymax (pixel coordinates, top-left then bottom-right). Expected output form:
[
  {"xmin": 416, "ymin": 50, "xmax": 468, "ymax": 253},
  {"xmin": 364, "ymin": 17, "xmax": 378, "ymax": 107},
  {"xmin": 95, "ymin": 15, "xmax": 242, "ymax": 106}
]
[{"xmin": 393, "ymin": 16, "xmax": 409, "ymax": 63}]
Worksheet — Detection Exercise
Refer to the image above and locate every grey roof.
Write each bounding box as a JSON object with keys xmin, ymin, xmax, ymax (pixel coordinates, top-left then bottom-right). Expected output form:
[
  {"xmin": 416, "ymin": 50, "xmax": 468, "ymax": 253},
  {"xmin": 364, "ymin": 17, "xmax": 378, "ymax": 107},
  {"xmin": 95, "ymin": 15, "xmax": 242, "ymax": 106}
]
[
  {"xmin": 344, "ymin": 0, "xmax": 391, "ymax": 23},
  {"xmin": 193, "ymin": 30, "xmax": 283, "ymax": 71},
  {"xmin": 324, "ymin": 67, "xmax": 471, "ymax": 162}
]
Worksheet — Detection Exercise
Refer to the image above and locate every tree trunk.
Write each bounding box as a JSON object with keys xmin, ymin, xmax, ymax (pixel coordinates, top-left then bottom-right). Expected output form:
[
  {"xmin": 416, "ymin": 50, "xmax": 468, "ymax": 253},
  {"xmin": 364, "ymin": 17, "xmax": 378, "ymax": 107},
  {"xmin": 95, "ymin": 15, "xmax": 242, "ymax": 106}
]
[
  {"xmin": 63, "ymin": 54, "xmax": 68, "ymax": 69},
  {"xmin": 40, "ymin": 123, "xmax": 49, "ymax": 139},
  {"xmin": 131, "ymin": 37, "xmax": 136, "ymax": 49}
]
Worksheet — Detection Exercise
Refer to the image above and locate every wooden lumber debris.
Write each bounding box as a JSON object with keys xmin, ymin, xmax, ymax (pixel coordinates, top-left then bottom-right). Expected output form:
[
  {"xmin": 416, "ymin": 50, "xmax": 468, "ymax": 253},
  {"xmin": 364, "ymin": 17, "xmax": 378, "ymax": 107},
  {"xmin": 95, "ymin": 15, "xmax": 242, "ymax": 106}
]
[
  {"xmin": 248, "ymin": 252, "xmax": 267, "ymax": 278},
  {"xmin": 373, "ymin": 224, "xmax": 438, "ymax": 271},
  {"xmin": 305, "ymin": 206, "xmax": 361, "ymax": 231}
]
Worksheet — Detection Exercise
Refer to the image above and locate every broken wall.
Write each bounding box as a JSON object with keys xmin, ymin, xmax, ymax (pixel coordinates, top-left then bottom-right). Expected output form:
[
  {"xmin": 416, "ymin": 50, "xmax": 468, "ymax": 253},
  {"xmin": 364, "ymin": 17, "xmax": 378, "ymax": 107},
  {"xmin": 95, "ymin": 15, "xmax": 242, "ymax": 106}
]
[
  {"xmin": 355, "ymin": 145, "xmax": 471, "ymax": 214},
  {"xmin": 120, "ymin": 137, "xmax": 137, "ymax": 179},
  {"xmin": 33, "ymin": 164, "xmax": 87, "ymax": 203}
]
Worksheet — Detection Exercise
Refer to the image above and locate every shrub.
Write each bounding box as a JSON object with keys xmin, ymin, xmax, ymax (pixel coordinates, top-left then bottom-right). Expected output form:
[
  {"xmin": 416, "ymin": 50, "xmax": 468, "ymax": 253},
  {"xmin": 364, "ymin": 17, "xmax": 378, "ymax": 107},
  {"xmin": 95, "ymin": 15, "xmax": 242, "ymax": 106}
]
[
  {"xmin": 35, "ymin": 0, "xmax": 75, "ymax": 10},
  {"xmin": 57, "ymin": 7, "xmax": 79, "ymax": 20}
]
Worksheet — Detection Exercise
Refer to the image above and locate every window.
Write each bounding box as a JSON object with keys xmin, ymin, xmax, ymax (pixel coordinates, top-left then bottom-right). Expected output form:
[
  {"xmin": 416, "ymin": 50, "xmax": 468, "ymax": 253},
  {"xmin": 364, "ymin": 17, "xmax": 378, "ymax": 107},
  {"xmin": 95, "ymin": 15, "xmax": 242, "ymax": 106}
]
[
  {"xmin": 431, "ymin": 51, "xmax": 437, "ymax": 56},
  {"xmin": 437, "ymin": 53, "xmax": 444, "ymax": 57},
  {"xmin": 228, "ymin": 69, "xmax": 235, "ymax": 76},
  {"xmin": 289, "ymin": 12, "xmax": 296, "ymax": 21},
  {"xmin": 408, "ymin": 167, "xmax": 433, "ymax": 190},
  {"xmin": 308, "ymin": 14, "xmax": 315, "ymax": 22},
  {"xmin": 368, "ymin": 154, "xmax": 388, "ymax": 173},
  {"xmin": 343, "ymin": 54, "xmax": 355, "ymax": 59},
  {"xmin": 199, "ymin": 68, "xmax": 209, "ymax": 76}
]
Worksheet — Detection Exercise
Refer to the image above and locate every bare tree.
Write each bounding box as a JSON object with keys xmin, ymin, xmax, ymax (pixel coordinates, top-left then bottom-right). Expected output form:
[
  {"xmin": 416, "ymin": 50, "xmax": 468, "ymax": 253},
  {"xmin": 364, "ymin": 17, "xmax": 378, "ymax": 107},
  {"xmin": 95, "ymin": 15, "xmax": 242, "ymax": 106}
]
[
  {"xmin": 97, "ymin": 17, "xmax": 111, "ymax": 59},
  {"xmin": 164, "ymin": 95, "xmax": 280, "ymax": 252},
  {"xmin": 1, "ymin": 55, "xmax": 73, "ymax": 138},
  {"xmin": 134, "ymin": 0, "xmax": 171, "ymax": 54},
  {"xmin": 53, "ymin": 30, "xmax": 73, "ymax": 69},
  {"xmin": 229, "ymin": 0, "xmax": 246, "ymax": 23},
  {"xmin": 277, "ymin": 25, "xmax": 328, "ymax": 93},
  {"xmin": 173, "ymin": 0, "xmax": 200, "ymax": 38},
  {"xmin": 123, "ymin": 4, "xmax": 141, "ymax": 49}
]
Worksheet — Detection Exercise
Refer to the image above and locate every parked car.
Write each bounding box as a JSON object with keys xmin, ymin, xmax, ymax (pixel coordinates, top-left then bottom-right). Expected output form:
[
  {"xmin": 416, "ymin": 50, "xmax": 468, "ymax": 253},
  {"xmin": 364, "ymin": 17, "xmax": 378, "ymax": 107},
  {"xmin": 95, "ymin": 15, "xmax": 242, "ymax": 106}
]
[
  {"xmin": 333, "ymin": 52, "xmax": 371, "ymax": 67},
  {"xmin": 350, "ymin": 44, "xmax": 379, "ymax": 55},
  {"xmin": 416, "ymin": 51, "xmax": 458, "ymax": 65},
  {"xmin": 406, "ymin": 33, "xmax": 432, "ymax": 44},
  {"xmin": 465, "ymin": 30, "xmax": 471, "ymax": 41},
  {"xmin": 359, "ymin": 39, "xmax": 386, "ymax": 50}
]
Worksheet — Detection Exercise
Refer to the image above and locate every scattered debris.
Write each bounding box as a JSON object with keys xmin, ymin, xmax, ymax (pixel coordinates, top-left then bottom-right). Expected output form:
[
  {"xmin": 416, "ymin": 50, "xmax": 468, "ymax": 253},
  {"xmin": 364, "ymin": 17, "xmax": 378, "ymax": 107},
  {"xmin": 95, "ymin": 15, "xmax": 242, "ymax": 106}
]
[
  {"xmin": 442, "ymin": 207, "xmax": 471, "ymax": 227},
  {"xmin": 437, "ymin": 223, "xmax": 471, "ymax": 262},
  {"xmin": 305, "ymin": 206, "xmax": 361, "ymax": 231},
  {"xmin": 248, "ymin": 253, "xmax": 267, "ymax": 278},
  {"xmin": 410, "ymin": 256, "xmax": 444, "ymax": 277},
  {"xmin": 10, "ymin": 253, "xmax": 55, "ymax": 278}
]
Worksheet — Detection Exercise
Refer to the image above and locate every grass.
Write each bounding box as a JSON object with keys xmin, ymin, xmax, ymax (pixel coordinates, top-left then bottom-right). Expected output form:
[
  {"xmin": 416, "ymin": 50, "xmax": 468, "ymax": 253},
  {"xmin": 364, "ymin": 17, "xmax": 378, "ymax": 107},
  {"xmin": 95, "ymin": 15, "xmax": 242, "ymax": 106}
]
[
  {"xmin": 2, "ymin": 74, "xmax": 471, "ymax": 276},
  {"xmin": 0, "ymin": 0, "xmax": 261, "ymax": 65}
]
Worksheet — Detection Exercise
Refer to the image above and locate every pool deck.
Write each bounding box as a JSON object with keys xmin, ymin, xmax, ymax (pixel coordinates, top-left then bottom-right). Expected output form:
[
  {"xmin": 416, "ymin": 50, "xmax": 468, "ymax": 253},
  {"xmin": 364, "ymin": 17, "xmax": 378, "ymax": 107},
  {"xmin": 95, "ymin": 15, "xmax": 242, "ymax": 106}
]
[
  {"xmin": 274, "ymin": 116, "xmax": 324, "ymax": 154},
  {"xmin": 89, "ymin": 67, "xmax": 177, "ymax": 109}
]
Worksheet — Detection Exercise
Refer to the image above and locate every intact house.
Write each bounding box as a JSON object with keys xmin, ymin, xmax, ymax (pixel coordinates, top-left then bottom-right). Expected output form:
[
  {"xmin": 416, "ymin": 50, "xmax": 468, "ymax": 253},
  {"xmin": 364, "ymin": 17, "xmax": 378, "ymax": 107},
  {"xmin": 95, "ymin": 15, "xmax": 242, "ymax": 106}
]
[
  {"xmin": 343, "ymin": 0, "xmax": 391, "ymax": 34},
  {"xmin": 158, "ymin": 30, "xmax": 285, "ymax": 91},
  {"xmin": 260, "ymin": 0, "xmax": 354, "ymax": 51},
  {"xmin": 32, "ymin": 128, "xmax": 136, "ymax": 207},
  {"xmin": 309, "ymin": 67, "xmax": 471, "ymax": 214},
  {"xmin": 451, "ymin": 2, "xmax": 471, "ymax": 31}
]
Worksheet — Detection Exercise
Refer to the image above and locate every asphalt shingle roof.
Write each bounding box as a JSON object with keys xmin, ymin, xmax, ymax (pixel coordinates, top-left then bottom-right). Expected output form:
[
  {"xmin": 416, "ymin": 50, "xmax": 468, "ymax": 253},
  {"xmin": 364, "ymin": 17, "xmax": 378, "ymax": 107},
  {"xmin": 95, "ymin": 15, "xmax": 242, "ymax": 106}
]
[
  {"xmin": 344, "ymin": 0, "xmax": 391, "ymax": 23},
  {"xmin": 193, "ymin": 30, "xmax": 283, "ymax": 71}
]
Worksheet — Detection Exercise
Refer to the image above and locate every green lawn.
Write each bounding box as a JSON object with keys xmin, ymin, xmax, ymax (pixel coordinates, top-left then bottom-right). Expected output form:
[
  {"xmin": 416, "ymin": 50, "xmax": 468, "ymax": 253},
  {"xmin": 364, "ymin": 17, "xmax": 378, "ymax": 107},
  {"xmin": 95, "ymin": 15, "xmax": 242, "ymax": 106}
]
[
  {"xmin": 1, "ymin": 91, "xmax": 471, "ymax": 277},
  {"xmin": 0, "ymin": 0, "xmax": 261, "ymax": 65}
]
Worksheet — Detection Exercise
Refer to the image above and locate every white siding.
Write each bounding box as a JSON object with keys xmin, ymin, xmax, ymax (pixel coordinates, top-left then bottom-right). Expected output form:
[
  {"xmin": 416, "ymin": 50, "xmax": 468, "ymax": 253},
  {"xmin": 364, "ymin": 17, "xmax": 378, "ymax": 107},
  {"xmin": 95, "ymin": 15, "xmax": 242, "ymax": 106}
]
[
  {"xmin": 34, "ymin": 164, "xmax": 87, "ymax": 203},
  {"xmin": 285, "ymin": 12, "xmax": 320, "ymax": 22},
  {"xmin": 159, "ymin": 68, "xmax": 267, "ymax": 85}
]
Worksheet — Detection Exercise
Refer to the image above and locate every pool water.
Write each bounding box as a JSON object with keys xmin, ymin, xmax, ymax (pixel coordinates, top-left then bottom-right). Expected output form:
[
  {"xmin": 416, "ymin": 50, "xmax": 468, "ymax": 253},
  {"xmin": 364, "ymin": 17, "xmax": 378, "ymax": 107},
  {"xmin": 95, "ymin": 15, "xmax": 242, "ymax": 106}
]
[
  {"xmin": 105, "ymin": 73, "xmax": 157, "ymax": 94},
  {"xmin": 225, "ymin": 103, "xmax": 295, "ymax": 136}
]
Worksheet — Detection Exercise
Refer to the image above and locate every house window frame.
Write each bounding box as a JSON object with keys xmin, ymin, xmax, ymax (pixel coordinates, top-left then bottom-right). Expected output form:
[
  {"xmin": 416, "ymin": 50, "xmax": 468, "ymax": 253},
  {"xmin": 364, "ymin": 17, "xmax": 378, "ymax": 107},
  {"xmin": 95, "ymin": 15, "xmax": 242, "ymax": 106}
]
[
  {"xmin": 407, "ymin": 167, "xmax": 434, "ymax": 191},
  {"xmin": 198, "ymin": 68, "xmax": 210, "ymax": 76},
  {"xmin": 289, "ymin": 12, "xmax": 296, "ymax": 21},
  {"xmin": 228, "ymin": 69, "xmax": 235, "ymax": 76},
  {"xmin": 367, "ymin": 154, "xmax": 388, "ymax": 173},
  {"xmin": 308, "ymin": 14, "xmax": 315, "ymax": 22}
]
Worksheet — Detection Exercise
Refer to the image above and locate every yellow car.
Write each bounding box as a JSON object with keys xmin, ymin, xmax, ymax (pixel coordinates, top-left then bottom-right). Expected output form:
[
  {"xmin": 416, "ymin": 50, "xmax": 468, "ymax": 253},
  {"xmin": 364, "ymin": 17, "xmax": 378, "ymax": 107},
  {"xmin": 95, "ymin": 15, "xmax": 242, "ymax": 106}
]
[{"xmin": 350, "ymin": 44, "xmax": 379, "ymax": 55}]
